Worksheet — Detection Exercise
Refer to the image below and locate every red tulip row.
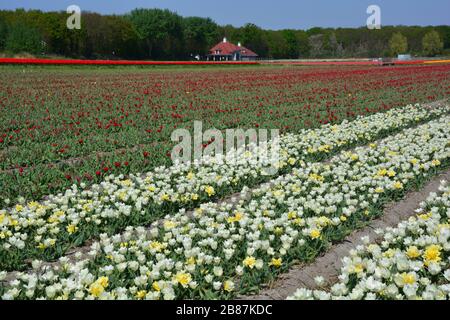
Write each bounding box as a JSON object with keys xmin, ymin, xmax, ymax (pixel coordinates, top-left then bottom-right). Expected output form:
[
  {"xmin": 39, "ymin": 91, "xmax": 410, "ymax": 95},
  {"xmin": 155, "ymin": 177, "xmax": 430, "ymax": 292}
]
[{"xmin": 0, "ymin": 58, "xmax": 259, "ymax": 66}]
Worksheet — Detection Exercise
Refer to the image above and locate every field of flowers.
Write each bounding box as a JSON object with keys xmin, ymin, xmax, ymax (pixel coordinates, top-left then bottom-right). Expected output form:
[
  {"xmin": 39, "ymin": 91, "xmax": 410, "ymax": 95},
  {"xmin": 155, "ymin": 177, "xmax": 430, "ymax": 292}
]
[
  {"xmin": 0, "ymin": 63, "xmax": 449, "ymax": 300},
  {"xmin": 288, "ymin": 181, "xmax": 450, "ymax": 300},
  {"xmin": 1, "ymin": 107, "xmax": 449, "ymax": 299},
  {"xmin": 0, "ymin": 104, "xmax": 448, "ymax": 272},
  {"xmin": 0, "ymin": 64, "xmax": 449, "ymax": 202}
]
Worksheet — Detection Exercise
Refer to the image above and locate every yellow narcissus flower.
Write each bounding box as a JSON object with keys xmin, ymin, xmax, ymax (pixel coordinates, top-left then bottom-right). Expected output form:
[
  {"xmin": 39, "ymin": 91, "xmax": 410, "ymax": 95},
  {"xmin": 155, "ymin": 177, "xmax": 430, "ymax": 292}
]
[
  {"xmin": 223, "ymin": 280, "xmax": 234, "ymax": 292},
  {"xmin": 243, "ymin": 256, "xmax": 256, "ymax": 269},
  {"xmin": 310, "ymin": 229, "xmax": 321, "ymax": 239},
  {"xmin": 377, "ymin": 168, "xmax": 387, "ymax": 177},
  {"xmin": 191, "ymin": 193, "xmax": 199, "ymax": 200},
  {"xmin": 274, "ymin": 227, "xmax": 284, "ymax": 235},
  {"xmin": 406, "ymin": 246, "xmax": 421, "ymax": 259},
  {"xmin": 417, "ymin": 212, "xmax": 432, "ymax": 221},
  {"xmin": 186, "ymin": 172, "xmax": 194, "ymax": 180},
  {"xmin": 15, "ymin": 204, "xmax": 24, "ymax": 212},
  {"xmin": 149, "ymin": 241, "xmax": 164, "ymax": 252},
  {"xmin": 318, "ymin": 144, "xmax": 330, "ymax": 152},
  {"xmin": 27, "ymin": 201, "xmax": 39, "ymax": 209},
  {"xmin": 309, "ymin": 173, "xmax": 324, "ymax": 183},
  {"xmin": 121, "ymin": 179, "xmax": 132, "ymax": 187},
  {"xmin": 398, "ymin": 272, "xmax": 416, "ymax": 286},
  {"xmin": 89, "ymin": 276, "xmax": 109, "ymax": 298},
  {"xmin": 89, "ymin": 282, "xmax": 105, "ymax": 298},
  {"xmin": 0, "ymin": 212, "xmax": 7, "ymax": 225},
  {"xmin": 393, "ymin": 181, "xmax": 403, "ymax": 190},
  {"xmin": 152, "ymin": 281, "xmax": 161, "ymax": 292},
  {"xmin": 287, "ymin": 211, "xmax": 297, "ymax": 219},
  {"xmin": 136, "ymin": 290, "xmax": 147, "ymax": 299},
  {"xmin": 118, "ymin": 191, "xmax": 127, "ymax": 201},
  {"xmin": 423, "ymin": 245, "xmax": 442, "ymax": 266},
  {"xmin": 227, "ymin": 211, "xmax": 244, "ymax": 223},
  {"xmin": 175, "ymin": 272, "xmax": 192, "ymax": 287},
  {"xmin": 164, "ymin": 220, "xmax": 177, "ymax": 230},
  {"xmin": 97, "ymin": 276, "xmax": 109, "ymax": 288},
  {"xmin": 383, "ymin": 248, "xmax": 395, "ymax": 258},
  {"xmin": 204, "ymin": 186, "xmax": 215, "ymax": 197},
  {"xmin": 66, "ymin": 224, "xmax": 78, "ymax": 234},
  {"xmin": 351, "ymin": 263, "xmax": 364, "ymax": 274},
  {"xmin": 273, "ymin": 189, "xmax": 283, "ymax": 197},
  {"xmin": 317, "ymin": 216, "xmax": 331, "ymax": 227},
  {"xmin": 387, "ymin": 170, "xmax": 396, "ymax": 177},
  {"xmin": 375, "ymin": 187, "xmax": 384, "ymax": 193},
  {"xmin": 431, "ymin": 159, "xmax": 441, "ymax": 166},
  {"xmin": 270, "ymin": 258, "xmax": 282, "ymax": 268},
  {"xmin": 160, "ymin": 194, "xmax": 170, "ymax": 201}
]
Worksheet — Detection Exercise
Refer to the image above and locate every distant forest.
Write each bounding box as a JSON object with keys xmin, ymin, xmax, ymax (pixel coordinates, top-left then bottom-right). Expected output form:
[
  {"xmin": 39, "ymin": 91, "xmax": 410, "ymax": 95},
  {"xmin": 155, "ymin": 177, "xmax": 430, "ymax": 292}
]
[{"xmin": 0, "ymin": 8, "xmax": 449, "ymax": 60}]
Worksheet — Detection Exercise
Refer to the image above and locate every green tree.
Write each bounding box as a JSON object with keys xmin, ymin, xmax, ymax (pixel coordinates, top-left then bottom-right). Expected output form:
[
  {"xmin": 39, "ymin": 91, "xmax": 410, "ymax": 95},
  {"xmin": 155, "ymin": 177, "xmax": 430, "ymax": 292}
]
[
  {"xmin": 5, "ymin": 22, "xmax": 43, "ymax": 54},
  {"xmin": 238, "ymin": 23, "xmax": 268, "ymax": 57},
  {"xmin": 422, "ymin": 30, "xmax": 443, "ymax": 56},
  {"xmin": 282, "ymin": 30, "xmax": 299, "ymax": 59},
  {"xmin": 296, "ymin": 30, "xmax": 310, "ymax": 58},
  {"xmin": 389, "ymin": 32, "xmax": 408, "ymax": 56},
  {"xmin": 126, "ymin": 8, "xmax": 184, "ymax": 59},
  {"xmin": 183, "ymin": 17, "xmax": 219, "ymax": 57},
  {"xmin": 0, "ymin": 18, "xmax": 7, "ymax": 50},
  {"xmin": 309, "ymin": 34, "xmax": 325, "ymax": 57},
  {"xmin": 265, "ymin": 31, "xmax": 288, "ymax": 58}
]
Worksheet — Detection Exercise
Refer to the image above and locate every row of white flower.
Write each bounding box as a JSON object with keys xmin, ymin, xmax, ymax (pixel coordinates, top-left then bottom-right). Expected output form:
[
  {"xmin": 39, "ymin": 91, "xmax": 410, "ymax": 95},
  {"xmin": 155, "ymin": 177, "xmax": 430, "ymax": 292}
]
[
  {"xmin": 1, "ymin": 115, "xmax": 449, "ymax": 299},
  {"xmin": 0, "ymin": 105, "xmax": 447, "ymax": 271},
  {"xmin": 288, "ymin": 180, "xmax": 450, "ymax": 300}
]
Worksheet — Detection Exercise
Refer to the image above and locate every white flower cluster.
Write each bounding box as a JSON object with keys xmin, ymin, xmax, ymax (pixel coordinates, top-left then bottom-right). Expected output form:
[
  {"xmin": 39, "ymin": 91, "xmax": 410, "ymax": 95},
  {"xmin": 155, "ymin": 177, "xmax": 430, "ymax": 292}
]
[
  {"xmin": 1, "ymin": 115, "xmax": 449, "ymax": 300},
  {"xmin": 288, "ymin": 181, "xmax": 450, "ymax": 300},
  {"xmin": 0, "ymin": 105, "xmax": 447, "ymax": 270}
]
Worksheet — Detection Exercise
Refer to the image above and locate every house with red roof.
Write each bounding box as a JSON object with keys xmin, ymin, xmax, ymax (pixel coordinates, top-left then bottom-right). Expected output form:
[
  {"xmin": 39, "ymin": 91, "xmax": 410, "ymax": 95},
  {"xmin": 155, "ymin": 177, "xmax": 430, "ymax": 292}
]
[{"xmin": 207, "ymin": 38, "xmax": 258, "ymax": 61}]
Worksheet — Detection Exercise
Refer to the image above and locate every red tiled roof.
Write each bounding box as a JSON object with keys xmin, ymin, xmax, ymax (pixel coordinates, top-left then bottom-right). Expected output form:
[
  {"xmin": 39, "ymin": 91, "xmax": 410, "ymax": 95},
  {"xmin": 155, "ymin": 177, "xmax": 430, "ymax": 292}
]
[
  {"xmin": 209, "ymin": 42, "xmax": 240, "ymax": 55},
  {"xmin": 239, "ymin": 46, "xmax": 258, "ymax": 57},
  {"xmin": 209, "ymin": 41, "xmax": 258, "ymax": 57}
]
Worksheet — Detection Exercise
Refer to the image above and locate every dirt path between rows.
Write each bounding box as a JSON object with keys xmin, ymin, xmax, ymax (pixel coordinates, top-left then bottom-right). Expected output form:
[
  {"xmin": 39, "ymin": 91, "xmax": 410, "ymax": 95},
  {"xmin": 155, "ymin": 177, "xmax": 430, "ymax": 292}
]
[{"xmin": 239, "ymin": 169, "xmax": 450, "ymax": 300}]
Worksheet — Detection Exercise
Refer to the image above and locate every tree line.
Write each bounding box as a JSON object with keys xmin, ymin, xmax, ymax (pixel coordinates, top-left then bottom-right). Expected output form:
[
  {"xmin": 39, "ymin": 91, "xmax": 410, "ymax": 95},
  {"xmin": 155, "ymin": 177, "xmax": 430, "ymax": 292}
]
[{"xmin": 0, "ymin": 8, "xmax": 448, "ymax": 60}]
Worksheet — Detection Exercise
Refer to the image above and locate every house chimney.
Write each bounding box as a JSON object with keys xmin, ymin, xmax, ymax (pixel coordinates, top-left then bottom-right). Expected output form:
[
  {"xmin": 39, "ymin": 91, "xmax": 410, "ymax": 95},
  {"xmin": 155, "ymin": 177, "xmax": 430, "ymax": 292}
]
[{"xmin": 223, "ymin": 37, "xmax": 227, "ymax": 43}]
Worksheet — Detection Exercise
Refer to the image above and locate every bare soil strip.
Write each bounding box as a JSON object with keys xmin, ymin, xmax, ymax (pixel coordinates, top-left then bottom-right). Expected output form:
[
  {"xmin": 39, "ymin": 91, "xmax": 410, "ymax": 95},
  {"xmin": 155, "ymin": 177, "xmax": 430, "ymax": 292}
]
[{"xmin": 239, "ymin": 169, "xmax": 450, "ymax": 300}]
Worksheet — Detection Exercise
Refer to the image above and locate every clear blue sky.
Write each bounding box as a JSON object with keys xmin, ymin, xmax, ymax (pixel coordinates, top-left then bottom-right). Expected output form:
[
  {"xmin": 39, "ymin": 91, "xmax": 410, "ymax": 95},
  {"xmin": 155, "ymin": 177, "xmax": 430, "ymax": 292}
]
[{"xmin": 1, "ymin": 0, "xmax": 449, "ymax": 30}]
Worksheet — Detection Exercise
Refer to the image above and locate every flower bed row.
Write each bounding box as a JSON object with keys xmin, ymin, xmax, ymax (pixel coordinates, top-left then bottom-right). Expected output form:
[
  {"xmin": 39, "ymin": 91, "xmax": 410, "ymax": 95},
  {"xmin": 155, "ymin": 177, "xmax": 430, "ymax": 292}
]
[
  {"xmin": 1, "ymin": 115, "xmax": 449, "ymax": 299},
  {"xmin": 0, "ymin": 58, "xmax": 259, "ymax": 66},
  {"xmin": 0, "ymin": 105, "xmax": 447, "ymax": 271},
  {"xmin": 288, "ymin": 180, "xmax": 450, "ymax": 300}
]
